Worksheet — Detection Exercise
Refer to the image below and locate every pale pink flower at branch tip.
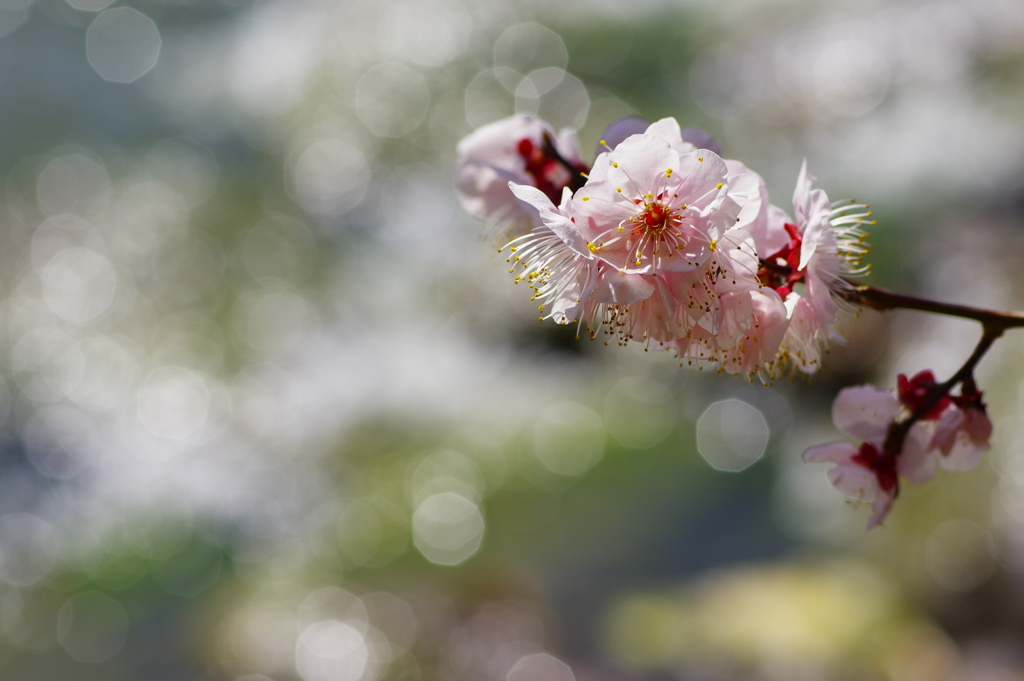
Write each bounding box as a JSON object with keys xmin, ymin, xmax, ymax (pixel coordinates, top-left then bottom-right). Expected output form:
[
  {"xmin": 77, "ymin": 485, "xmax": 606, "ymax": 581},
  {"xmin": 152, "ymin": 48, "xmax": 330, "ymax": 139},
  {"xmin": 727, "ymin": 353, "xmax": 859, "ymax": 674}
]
[
  {"xmin": 804, "ymin": 372, "xmax": 993, "ymax": 528},
  {"xmin": 803, "ymin": 385, "xmax": 937, "ymax": 528}
]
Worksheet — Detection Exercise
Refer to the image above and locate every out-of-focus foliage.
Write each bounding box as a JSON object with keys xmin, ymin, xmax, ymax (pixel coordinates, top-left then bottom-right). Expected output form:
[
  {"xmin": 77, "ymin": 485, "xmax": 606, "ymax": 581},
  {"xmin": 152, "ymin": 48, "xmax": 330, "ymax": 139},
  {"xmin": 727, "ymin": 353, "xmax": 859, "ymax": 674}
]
[{"xmin": 0, "ymin": 0, "xmax": 1023, "ymax": 679}]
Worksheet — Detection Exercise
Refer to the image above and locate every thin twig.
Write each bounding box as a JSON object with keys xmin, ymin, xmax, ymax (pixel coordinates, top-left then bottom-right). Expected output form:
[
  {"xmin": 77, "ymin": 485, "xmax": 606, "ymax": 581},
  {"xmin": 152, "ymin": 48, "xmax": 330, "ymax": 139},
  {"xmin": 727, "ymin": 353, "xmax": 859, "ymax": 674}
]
[
  {"xmin": 840, "ymin": 282, "xmax": 1024, "ymax": 329},
  {"xmin": 882, "ymin": 326, "xmax": 1003, "ymax": 458}
]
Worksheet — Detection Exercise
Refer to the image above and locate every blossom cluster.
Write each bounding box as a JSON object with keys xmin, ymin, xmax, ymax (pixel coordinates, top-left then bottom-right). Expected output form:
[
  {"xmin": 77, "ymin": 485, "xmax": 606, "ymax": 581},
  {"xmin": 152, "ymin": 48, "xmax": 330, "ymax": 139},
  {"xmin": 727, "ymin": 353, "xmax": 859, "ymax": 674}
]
[
  {"xmin": 455, "ymin": 114, "xmax": 871, "ymax": 382},
  {"xmin": 455, "ymin": 113, "xmax": 996, "ymax": 529},
  {"xmin": 803, "ymin": 371, "xmax": 992, "ymax": 528}
]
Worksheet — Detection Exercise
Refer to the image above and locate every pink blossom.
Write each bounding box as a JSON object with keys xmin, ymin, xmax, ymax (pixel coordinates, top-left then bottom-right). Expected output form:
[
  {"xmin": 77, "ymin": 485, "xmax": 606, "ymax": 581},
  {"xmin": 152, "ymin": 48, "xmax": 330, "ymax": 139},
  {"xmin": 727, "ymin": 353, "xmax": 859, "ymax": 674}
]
[
  {"xmin": 570, "ymin": 131, "xmax": 736, "ymax": 275},
  {"xmin": 930, "ymin": 379, "xmax": 992, "ymax": 471},
  {"xmin": 758, "ymin": 161, "xmax": 873, "ymax": 373},
  {"xmin": 670, "ymin": 288, "xmax": 790, "ymax": 380},
  {"xmin": 455, "ymin": 115, "xmax": 586, "ymax": 240},
  {"xmin": 503, "ymin": 183, "xmax": 597, "ymax": 325},
  {"xmin": 803, "ymin": 385, "xmax": 937, "ymax": 528}
]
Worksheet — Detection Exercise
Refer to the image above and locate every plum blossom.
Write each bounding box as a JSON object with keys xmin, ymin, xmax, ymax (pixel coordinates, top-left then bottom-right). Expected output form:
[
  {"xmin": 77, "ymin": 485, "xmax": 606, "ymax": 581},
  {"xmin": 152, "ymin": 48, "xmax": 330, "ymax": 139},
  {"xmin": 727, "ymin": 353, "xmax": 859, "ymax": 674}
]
[
  {"xmin": 895, "ymin": 370, "xmax": 991, "ymax": 471},
  {"xmin": 758, "ymin": 161, "xmax": 873, "ymax": 373},
  {"xmin": 455, "ymin": 115, "xmax": 879, "ymax": 381},
  {"xmin": 571, "ymin": 128, "xmax": 740, "ymax": 275},
  {"xmin": 455, "ymin": 114, "xmax": 587, "ymax": 241},
  {"xmin": 502, "ymin": 184, "xmax": 597, "ymax": 325},
  {"xmin": 670, "ymin": 288, "xmax": 790, "ymax": 380},
  {"xmin": 929, "ymin": 377, "xmax": 992, "ymax": 471},
  {"xmin": 566, "ymin": 119, "xmax": 769, "ymax": 350},
  {"xmin": 803, "ymin": 385, "xmax": 937, "ymax": 528}
]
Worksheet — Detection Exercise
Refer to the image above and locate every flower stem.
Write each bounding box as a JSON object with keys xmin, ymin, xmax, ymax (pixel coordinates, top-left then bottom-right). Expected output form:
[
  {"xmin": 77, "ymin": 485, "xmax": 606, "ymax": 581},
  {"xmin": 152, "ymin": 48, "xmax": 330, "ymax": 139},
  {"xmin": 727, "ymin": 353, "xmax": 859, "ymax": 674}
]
[
  {"xmin": 882, "ymin": 326, "xmax": 1002, "ymax": 459},
  {"xmin": 841, "ymin": 283, "xmax": 1024, "ymax": 331}
]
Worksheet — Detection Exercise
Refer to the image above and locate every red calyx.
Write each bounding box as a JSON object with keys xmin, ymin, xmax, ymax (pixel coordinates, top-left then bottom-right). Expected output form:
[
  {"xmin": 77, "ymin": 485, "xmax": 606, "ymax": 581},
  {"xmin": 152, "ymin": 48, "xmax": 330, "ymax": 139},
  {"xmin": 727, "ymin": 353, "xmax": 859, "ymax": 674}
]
[
  {"xmin": 953, "ymin": 377, "xmax": 987, "ymax": 413},
  {"xmin": 516, "ymin": 135, "xmax": 590, "ymax": 205},
  {"xmin": 851, "ymin": 441, "xmax": 898, "ymax": 492},
  {"xmin": 897, "ymin": 370, "xmax": 952, "ymax": 420},
  {"xmin": 758, "ymin": 223, "xmax": 806, "ymax": 297}
]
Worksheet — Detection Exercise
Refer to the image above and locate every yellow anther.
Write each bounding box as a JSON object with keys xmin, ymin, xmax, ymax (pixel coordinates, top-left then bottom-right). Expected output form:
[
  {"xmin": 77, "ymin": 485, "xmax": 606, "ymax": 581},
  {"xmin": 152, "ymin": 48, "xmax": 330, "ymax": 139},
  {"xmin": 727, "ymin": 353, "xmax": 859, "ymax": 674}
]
[
  {"xmin": 715, "ymin": 183, "xmax": 723, "ymax": 189},
  {"xmin": 600, "ymin": 140, "xmax": 607, "ymax": 146},
  {"xmin": 611, "ymin": 162, "xmax": 619, "ymax": 168},
  {"xmin": 617, "ymin": 226, "xmax": 625, "ymax": 231},
  {"xmin": 665, "ymin": 168, "xmax": 673, "ymax": 177},
  {"xmin": 698, "ymin": 157, "xmax": 704, "ymax": 162},
  {"xmin": 615, "ymin": 188, "xmax": 622, "ymax": 192},
  {"xmin": 646, "ymin": 192, "xmax": 654, "ymax": 199},
  {"xmin": 709, "ymin": 240, "xmax": 717, "ymax": 252},
  {"xmin": 587, "ymin": 242, "xmax": 599, "ymax": 254},
  {"xmin": 581, "ymin": 196, "xmax": 590, "ymax": 201}
]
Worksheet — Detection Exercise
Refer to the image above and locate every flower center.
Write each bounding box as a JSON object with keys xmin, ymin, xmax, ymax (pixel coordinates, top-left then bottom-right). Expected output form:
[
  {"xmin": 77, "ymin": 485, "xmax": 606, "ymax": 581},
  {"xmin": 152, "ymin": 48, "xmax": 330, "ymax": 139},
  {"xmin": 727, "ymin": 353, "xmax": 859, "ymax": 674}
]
[
  {"xmin": 630, "ymin": 196, "xmax": 681, "ymax": 236},
  {"xmin": 757, "ymin": 222, "xmax": 805, "ymax": 299},
  {"xmin": 851, "ymin": 442, "xmax": 898, "ymax": 492}
]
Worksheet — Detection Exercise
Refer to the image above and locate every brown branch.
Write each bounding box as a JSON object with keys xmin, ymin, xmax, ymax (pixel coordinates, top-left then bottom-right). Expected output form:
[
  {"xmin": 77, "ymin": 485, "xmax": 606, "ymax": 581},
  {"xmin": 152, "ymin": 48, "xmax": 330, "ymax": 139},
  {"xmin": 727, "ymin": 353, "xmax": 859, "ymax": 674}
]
[{"xmin": 840, "ymin": 282, "xmax": 1024, "ymax": 332}]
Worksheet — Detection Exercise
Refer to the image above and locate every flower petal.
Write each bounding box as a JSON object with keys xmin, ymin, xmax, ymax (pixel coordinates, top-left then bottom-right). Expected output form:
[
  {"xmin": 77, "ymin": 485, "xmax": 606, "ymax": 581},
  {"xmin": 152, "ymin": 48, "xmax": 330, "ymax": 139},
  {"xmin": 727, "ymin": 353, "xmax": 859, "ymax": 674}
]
[
  {"xmin": 866, "ymin": 488, "xmax": 896, "ymax": 529},
  {"xmin": 898, "ymin": 421, "xmax": 939, "ymax": 485},
  {"xmin": 832, "ymin": 385, "xmax": 901, "ymax": 442},
  {"xmin": 590, "ymin": 268, "xmax": 656, "ymax": 304},
  {"xmin": 827, "ymin": 463, "xmax": 882, "ymax": 502},
  {"xmin": 509, "ymin": 182, "xmax": 591, "ymax": 259},
  {"xmin": 803, "ymin": 441, "xmax": 858, "ymax": 464}
]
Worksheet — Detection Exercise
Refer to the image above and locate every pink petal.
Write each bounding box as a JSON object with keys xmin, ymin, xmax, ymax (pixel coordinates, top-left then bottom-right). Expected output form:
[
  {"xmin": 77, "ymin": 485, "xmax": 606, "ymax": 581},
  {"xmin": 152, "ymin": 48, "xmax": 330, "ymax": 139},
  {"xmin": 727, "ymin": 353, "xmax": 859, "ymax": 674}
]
[
  {"xmin": 606, "ymin": 134, "xmax": 679, "ymax": 197},
  {"xmin": 832, "ymin": 385, "xmax": 901, "ymax": 442},
  {"xmin": 898, "ymin": 421, "xmax": 938, "ymax": 485},
  {"xmin": 803, "ymin": 441, "xmax": 858, "ymax": 464},
  {"xmin": 508, "ymin": 182, "xmax": 592, "ymax": 259},
  {"xmin": 644, "ymin": 117, "xmax": 694, "ymax": 155},
  {"xmin": 827, "ymin": 463, "xmax": 882, "ymax": 502},
  {"xmin": 590, "ymin": 268, "xmax": 656, "ymax": 305},
  {"xmin": 723, "ymin": 160, "xmax": 769, "ymax": 236},
  {"xmin": 866, "ymin": 488, "xmax": 896, "ymax": 529}
]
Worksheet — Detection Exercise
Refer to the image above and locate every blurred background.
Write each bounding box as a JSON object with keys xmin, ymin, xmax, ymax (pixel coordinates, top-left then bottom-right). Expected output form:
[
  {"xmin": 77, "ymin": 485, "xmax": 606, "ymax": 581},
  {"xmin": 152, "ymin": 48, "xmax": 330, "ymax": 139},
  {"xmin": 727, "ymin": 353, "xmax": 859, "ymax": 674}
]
[{"xmin": 1, "ymin": 0, "xmax": 1024, "ymax": 678}]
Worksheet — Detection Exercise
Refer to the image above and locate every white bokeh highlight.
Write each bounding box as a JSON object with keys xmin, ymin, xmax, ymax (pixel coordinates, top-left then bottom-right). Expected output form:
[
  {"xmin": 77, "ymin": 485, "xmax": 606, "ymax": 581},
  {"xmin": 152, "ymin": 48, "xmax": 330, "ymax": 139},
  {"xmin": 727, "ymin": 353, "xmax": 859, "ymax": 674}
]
[
  {"xmin": 696, "ymin": 399, "xmax": 769, "ymax": 472},
  {"xmin": 412, "ymin": 492, "xmax": 484, "ymax": 565},
  {"xmin": 86, "ymin": 8, "xmax": 161, "ymax": 83}
]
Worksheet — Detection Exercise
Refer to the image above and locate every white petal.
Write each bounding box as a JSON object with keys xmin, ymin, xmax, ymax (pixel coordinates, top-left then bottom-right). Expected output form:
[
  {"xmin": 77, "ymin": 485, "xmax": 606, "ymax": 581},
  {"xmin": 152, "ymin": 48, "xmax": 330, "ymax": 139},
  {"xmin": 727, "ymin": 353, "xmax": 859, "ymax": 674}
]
[
  {"xmin": 754, "ymin": 204, "xmax": 794, "ymax": 260},
  {"xmin": 797, "ymin": 187, "xmax": 832, "ymax": 271},
  {"xmin": 509, "ymin": 182, "xmax": 591, "ymax": 259},
  {"xmin": 673, "ymin": 150, "xmax": 728, "ymax": 210},
  {"xmin": 939, "ymin": 437, "xmax": 985, "ymax": 472},
  {"xmin": 792, "ymin": 158, "xmax": 815, "ymax": 223}
]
